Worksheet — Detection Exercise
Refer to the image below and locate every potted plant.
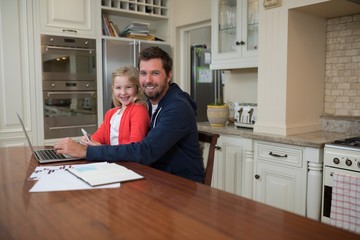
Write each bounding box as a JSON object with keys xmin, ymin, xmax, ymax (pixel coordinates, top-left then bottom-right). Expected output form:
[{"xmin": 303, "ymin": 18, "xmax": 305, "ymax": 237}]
[{"xmin": 206, "ymin": 99, "xmax": 229, "ymax": 127}]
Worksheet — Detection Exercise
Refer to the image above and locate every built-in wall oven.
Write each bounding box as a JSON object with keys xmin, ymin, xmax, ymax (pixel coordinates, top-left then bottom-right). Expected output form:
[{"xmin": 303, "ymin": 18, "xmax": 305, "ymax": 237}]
[
  {"xmin": 41, "ymin": 35, "xmax": 97, "ymax": 139},
  {"xmin": 322, "ymin": 137, "xmax": 360, "ymax": 234}
]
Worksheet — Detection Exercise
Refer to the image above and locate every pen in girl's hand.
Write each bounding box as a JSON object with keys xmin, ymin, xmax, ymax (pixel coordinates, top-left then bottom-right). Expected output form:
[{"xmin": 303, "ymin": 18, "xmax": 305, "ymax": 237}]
[{"xmin": 81, "ymin": 128, "xmax": 91, "ymax": 142}]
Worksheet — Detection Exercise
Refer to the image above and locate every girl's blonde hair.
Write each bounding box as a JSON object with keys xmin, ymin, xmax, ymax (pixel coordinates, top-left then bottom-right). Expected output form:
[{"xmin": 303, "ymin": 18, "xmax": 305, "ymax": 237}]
[{"xmin": 111, "ymin": 66, "xmax": 143, "ymax": 107}]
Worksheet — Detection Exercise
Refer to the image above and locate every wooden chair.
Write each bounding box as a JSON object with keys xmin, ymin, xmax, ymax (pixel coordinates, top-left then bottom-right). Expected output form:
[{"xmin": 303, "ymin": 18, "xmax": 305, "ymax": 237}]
[{"xmin": 198, "ymin": 131, "xmax": 220, "ymax": 186}]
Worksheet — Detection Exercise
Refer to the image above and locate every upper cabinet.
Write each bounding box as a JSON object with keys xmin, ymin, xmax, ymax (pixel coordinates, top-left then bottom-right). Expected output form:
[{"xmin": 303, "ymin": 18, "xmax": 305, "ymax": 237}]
[
  {"xmin": 38, "ymin": 0, "xmax": 97, "ymax": 37},
  {"xmin": 100, "ymin": 0, "xmax": 170, "ymax": 43},
  {"xmin": 211, "ymin": 0, "xmax": 258, "ymax": 70}
]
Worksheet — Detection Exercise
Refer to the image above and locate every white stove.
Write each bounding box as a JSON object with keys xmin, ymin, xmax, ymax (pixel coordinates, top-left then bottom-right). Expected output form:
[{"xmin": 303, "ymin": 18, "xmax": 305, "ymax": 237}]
[
  {"xmin": 321, "ymin": 137, "xmax": 360, "ymax": 230},
  {"xmin": 324, "ymin": 137, "xmax": 360, "ymax": 171}
]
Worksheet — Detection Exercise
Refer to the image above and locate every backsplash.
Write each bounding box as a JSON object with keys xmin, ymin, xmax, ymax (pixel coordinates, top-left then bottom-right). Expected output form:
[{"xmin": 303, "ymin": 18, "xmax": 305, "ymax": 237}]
[
  {"xmin": 322, "ymin": 13, "xmax": 360, "ymax": 135},
  {"xmin": 324, "ymin": 13, "xmax": 360, "ymax": 117}
]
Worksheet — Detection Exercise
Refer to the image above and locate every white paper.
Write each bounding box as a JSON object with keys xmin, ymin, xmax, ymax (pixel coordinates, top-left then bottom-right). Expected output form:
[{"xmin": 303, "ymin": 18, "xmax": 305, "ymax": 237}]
[
  {"xmin": 29, "ymin": 163, "xmax": 121, "ymax": 192},
  {"xmin": 197, "ymin": 67, "xmax": 212, "ymax": 83},
  {"xmin": 28, "ymin": 165, "xmax": 75, "ymax": 181},
  {"xmin": 204, "ymin": 52, "xmax": 211, "ymax": 64}
]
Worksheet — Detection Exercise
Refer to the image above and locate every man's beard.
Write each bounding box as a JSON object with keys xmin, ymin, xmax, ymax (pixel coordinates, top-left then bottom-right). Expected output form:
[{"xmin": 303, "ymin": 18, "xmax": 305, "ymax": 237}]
[
  {"xmin": 144, "ymin": 91, "xmax": 161, "ymax": 100},
  {"xmin": 143, "ymin": 82, "xmax": 167, "ymax": 101}
]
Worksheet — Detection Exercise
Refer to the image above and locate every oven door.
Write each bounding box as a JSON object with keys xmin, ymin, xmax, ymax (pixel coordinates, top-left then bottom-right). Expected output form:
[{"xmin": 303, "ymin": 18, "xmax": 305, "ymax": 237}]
[
  {"xmin": 321, "ymin": 166, "xmax": 360, "ymax": 224},
  {"xmin": 41, "ymin": 44, "xmax": 96, "ymax": 81},
  {"xmin": 43, "ymin": 91, "xmax": 97, "ymax": 139}
]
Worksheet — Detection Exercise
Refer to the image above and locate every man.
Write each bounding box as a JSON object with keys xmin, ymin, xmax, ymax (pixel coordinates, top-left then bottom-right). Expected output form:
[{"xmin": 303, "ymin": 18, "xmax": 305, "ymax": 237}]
[{"xmin": 54, "ymin": 46, "xmax": 204, "ymax": 183}]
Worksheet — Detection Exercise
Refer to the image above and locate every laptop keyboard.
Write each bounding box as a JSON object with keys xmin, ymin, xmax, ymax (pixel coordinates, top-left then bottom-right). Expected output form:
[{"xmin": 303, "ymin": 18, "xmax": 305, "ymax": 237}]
[{"xmin": 38, "ymin": 149, "xmax": 67, "ymax": 160}]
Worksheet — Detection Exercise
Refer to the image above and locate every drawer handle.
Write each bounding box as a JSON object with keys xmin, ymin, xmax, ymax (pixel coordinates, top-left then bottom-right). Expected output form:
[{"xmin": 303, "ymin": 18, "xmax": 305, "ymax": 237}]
[{"xmin": 269, "ymin": 152, "xmax": 288, "ymax": 158}]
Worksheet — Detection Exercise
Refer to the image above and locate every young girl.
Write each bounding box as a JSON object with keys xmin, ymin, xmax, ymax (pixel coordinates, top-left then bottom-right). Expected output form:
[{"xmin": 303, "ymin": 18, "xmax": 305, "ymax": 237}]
[{"xmin": 82, "ymin": 66, "xmax": 150, "ymax": 146}]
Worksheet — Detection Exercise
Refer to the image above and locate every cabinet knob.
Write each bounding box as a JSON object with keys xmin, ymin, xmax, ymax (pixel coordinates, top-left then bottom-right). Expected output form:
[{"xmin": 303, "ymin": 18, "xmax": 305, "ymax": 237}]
[
  {"xmin": 236, "ymin": 41, "xmax": 245, "ymax": 46},
  {"xmin": 255, "ymin": 174, "xmax": 260, "ymax": 179},
  {"xmin": 215, "ymin": 145, "xmax": 221, "ymax": 150}
]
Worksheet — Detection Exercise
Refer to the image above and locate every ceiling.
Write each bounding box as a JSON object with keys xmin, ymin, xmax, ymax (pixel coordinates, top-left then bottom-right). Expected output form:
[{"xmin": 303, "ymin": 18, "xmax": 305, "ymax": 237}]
[{"xmin": 293, "ymin": 0, "xmax": 360, "ymax": 18}]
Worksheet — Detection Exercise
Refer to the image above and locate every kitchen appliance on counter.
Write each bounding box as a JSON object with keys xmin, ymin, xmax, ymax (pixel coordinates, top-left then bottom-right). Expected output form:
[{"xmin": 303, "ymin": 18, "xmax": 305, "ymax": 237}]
[
  {"xmin": 233, "ymin": 103, "xmax": 257, "ymax": 128},
  {"xmin": 190, "ymin": 44, "xmax": 223, "ymax": 122},
  {"xmin": 321, "ymin": 137, "xmax": 360, "ymax": 233},
  {"xmin": 102, "ymin": 39, "xmax": 171, "ymax": 114},
  {"xmin": 41, "ymin": 35, "xmax": 97, "ymax": 139}
]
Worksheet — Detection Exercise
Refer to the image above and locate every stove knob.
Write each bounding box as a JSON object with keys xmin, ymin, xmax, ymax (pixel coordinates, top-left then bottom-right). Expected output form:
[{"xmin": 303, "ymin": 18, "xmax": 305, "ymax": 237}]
[
  {"xmin": 345, "ymin": 158, "xmax": 352, "ymax": 166},
  {"xmin": 333, "ymin": 158, "xmax": 340, "ymax": 164}
]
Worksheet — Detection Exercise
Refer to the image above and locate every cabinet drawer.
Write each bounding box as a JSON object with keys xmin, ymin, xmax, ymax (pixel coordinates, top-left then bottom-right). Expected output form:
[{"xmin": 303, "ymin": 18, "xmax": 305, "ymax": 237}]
[{"xmin": 255, "ymin": 141, "xmax": 303, "ymax": 168}]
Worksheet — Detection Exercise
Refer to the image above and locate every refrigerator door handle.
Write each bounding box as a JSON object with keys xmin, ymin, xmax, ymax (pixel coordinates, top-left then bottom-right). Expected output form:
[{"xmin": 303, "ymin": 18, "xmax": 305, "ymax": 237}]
[{"xmin": 133, "ymin": 41, "xmax": 138, "ymax": 67}]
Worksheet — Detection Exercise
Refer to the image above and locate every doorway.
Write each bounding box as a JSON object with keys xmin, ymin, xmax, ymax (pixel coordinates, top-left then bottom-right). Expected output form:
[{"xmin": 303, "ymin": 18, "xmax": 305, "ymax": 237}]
[{"xmin": 178, "ymin": 21, "xmax": 211, "ymax": 93}]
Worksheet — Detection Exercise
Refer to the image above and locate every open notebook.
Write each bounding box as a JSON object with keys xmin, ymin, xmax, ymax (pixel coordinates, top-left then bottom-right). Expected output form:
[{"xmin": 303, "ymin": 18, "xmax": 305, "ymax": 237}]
[
  {"xmin": 17, "ymin": 113, "xmax": 82, "ymax": 163},
  {"xmin": 67, "ymin": 162, "xmax": 144, "ymax": 186}
]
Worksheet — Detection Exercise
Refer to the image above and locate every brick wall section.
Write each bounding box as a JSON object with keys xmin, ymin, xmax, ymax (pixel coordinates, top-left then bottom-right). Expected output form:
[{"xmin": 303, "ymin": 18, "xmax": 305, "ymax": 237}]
[{"xmin": 324, "ymin": 13, "xmax": 360, "ymax": 117}]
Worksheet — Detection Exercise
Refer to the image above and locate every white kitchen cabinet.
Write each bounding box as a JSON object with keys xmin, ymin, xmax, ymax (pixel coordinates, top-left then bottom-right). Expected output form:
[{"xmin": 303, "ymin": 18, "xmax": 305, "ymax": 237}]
[
  {"xmin": 212, "ymin": 134, "xmax": 254, "ymax": 199},
  {"xmin": 38, "ymin": 0, "xmax": 96, "ymax": 37},
  {"xmin": 0, "ymin": 0, "xmax": 39, "ymax": 147},
  {"xmin": 253, "ymin": 141, "xmax": 308, "ymax": 216},
  {"xmin": 101, "ymin": 0, "xmax": 170, "ymax": 43},
  {"xmin": 210, "ymin": 0, "xmax": 258, "ymax": 70}
]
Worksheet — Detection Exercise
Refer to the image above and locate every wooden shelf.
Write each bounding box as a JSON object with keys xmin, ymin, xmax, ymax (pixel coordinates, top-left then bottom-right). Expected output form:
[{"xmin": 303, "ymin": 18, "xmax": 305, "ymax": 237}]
[
  {"xmin": 102, "ymin": 0, "xmax": 168, "ymax": 20},
  {"xmin": 102, "ymin": 6, "xmax": 168, "ymax": 21}
]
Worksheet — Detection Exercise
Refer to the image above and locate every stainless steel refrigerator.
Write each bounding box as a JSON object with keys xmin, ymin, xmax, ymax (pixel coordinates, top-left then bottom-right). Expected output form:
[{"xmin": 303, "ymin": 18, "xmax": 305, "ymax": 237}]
[
  {"xmin": 102, "ymin": 39, "xmax": 171, "ymax": 115},
  {"xmin": 190, "ymin": 45, "xmax": 223, "ymax": 122}
]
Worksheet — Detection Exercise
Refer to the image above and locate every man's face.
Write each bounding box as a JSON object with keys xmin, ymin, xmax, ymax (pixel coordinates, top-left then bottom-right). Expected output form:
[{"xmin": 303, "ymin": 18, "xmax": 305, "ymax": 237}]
[{"xmin": 139, "ymin": 58, "xmax": 172, "ymax": 104}]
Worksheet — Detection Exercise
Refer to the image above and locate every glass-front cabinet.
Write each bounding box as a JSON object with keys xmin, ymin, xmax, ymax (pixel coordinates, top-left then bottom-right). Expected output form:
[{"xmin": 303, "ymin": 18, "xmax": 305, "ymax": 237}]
[{"xmin": 211, "ymin": 0, "xmax": 259, "ymax": 70}]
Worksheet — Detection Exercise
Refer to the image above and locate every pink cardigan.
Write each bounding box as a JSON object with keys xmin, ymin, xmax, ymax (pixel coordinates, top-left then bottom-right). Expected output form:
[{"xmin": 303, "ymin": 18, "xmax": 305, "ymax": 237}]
[{"xmin": 91, "ymin": 103, "xmax": 150, "ymax": 145}]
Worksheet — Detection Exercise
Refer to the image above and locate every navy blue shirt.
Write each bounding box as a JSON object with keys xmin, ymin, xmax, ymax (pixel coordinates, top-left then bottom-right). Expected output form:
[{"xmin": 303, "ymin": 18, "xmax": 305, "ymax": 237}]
[{"xmin": 86, "ymin": 83, "xmax": 204, "ymax": 183}]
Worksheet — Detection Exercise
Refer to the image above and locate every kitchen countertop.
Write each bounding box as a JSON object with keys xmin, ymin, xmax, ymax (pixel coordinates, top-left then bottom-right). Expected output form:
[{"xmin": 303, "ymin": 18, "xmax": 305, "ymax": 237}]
[{"xmin": 197, "ymin": 122, "xmax": 358, "ymax": 148}]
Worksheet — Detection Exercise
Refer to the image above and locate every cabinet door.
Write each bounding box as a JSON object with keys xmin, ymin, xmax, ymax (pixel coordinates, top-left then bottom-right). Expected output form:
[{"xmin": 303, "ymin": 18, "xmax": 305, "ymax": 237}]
[
  {"xmin": 242, "ymin": 0, "xmax": 259, "ymax": 58},
  {"xmin": 211, "ymin": 0, "xmax": 258, "ymax": 69},
  {"xmin": 213, "ymin": 0, "xmax": 241, "ymax": 59},
  {"xmin": 254, "ymin": 161, "xmax": 306, "ymax": 216},
  {"xmin": 39, "ymin": 0, "xmax": 96, "ymax": 37},
  {"xmin": 212, "ymin": 135, "xmax": 253, "ymax": 198}
]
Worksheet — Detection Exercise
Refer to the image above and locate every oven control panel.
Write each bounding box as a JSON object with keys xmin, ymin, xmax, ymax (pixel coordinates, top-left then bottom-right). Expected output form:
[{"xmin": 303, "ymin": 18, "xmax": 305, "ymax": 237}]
[{"xmin": 324, "ymin": 146, "xmax": 360, "ymax": 171}]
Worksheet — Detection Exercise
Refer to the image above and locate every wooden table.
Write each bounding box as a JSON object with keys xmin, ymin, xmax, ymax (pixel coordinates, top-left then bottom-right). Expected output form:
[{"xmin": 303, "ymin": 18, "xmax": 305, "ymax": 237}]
[{"xmin": 1, "ymin": 146, "xmax": 358, "ymax": 239}]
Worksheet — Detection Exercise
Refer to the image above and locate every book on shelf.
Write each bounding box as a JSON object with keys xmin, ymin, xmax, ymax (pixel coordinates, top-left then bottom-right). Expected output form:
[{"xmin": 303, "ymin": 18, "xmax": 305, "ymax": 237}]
[
  {"xmin": 125, "ymin": 33, "xmax": 156, "ymax": 41},
  {"xmin": 119, "ymin": 22, "xmax": 150, "ymax": 37},
  {"xmin": 109, "ymin": 22, "xmax": 119, "ymax": 37},
  {"xmin": 102, "ymin": 14, "xmax": 119, "ymax": 37}
]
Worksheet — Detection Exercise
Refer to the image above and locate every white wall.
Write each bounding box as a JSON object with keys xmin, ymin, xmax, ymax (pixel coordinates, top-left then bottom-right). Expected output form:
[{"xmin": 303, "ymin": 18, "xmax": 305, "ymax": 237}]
[
  {"xmin": 171, "ymin": 0, "xmax": 211, "ymax": 27},
  {"xmin": 223, "ymin": 69, "xmax": 258, "ymax": 104},
  {"xmin": 170, "ymin": 0, "xmax": 211, "ymax": 91}
]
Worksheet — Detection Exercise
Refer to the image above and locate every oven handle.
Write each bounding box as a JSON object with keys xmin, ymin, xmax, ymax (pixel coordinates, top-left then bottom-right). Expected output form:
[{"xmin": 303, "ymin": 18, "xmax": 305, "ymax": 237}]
[
  {"xmin": 49, "ymin": 124, "xmax": 97, "ymax": 131},
  {"xmin": 45, "ymin": 46, "xmax": 95, "ymax": 52},
  {"xmin": 47, "ymin": 91, "xmax": 96, "ymax": 97}
]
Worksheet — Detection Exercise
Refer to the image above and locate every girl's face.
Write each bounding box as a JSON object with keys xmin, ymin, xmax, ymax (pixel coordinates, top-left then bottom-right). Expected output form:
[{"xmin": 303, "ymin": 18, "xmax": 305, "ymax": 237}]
[{"xmin": 112, "ymin": 75, "xmax": 138, "ymax": 106}]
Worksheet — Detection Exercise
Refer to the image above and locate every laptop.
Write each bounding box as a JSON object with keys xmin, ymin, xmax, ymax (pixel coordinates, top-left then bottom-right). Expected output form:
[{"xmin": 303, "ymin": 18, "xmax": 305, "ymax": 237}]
[{"xmin": 17, "ymin": 113, "xmax": 82, "ymax": 163}]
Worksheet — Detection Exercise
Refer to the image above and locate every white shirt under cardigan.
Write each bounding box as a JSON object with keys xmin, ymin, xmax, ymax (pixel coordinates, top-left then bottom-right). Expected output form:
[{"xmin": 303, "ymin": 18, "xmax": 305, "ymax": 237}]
[{"xmin": 109, "ymin": 106, "xmax": 126, "ymax": 145}]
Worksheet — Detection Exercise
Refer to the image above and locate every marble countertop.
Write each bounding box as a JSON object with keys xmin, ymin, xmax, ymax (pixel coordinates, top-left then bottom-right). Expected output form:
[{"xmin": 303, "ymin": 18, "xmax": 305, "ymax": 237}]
[{"xmin": 197, "ymin": 122, "xmax": 358, "ymax": 148}]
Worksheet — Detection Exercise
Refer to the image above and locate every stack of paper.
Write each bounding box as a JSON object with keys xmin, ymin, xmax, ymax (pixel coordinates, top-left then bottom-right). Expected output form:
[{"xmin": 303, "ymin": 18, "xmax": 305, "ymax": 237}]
[{"xmin": 29, "ymin": 162, "xmax": 143, "ymax": 192}]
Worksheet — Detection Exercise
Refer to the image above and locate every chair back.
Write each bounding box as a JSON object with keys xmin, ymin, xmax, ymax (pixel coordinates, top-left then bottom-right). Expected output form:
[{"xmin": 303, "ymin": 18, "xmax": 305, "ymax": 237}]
[{"xmin": 198, "ymin": 131, "xmax": 220, "ymax": 186}]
